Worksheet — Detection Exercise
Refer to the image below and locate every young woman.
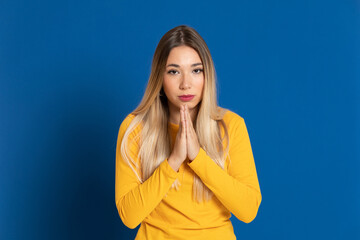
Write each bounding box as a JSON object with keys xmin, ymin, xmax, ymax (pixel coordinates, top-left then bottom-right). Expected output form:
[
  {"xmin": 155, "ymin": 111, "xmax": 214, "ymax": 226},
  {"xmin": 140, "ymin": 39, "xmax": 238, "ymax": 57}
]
[{"xmin": 115, "ymin": 25, "xmax": 262, "ymax": 239}]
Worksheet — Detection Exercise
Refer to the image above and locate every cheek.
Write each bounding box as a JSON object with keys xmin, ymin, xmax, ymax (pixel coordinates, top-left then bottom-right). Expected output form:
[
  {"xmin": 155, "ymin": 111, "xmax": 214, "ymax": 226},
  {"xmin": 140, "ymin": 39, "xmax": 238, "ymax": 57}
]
[
  {"xmin": 195, "ymin": 76, "xmax": 205, "ymax": 92},
  {"xmin": 162, "ymin": 77, "xmax": 175, "ymax": 97}
]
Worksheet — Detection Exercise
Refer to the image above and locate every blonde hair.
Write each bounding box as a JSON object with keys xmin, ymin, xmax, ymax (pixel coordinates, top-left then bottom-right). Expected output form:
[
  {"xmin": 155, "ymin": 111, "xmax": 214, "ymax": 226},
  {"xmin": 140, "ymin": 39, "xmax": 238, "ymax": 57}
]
[{"xmin": 121, "ymin": 25, "xmax": 229, "ymax": 202}]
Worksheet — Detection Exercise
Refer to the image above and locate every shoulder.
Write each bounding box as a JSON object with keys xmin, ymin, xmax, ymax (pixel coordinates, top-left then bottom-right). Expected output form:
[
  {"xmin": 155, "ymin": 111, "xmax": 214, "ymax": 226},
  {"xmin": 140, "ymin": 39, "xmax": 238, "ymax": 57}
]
[
  {"xmin": 220, "ymin": 110, "xmax": 252, "ymax": 152},
  {"xmin": 119, "ymin": 114, "xmax": 136, "ymax": 131},
  {"xmin": 219, "ymin": 109, "xmax": 250, "ymax": 143},
  {"xmin": 221, "ymin": 109, "xmax": 245, "ymax": 129},
  {"xmin": 118, "ymin": 113, "xmax": 141, "ymax": 140}
]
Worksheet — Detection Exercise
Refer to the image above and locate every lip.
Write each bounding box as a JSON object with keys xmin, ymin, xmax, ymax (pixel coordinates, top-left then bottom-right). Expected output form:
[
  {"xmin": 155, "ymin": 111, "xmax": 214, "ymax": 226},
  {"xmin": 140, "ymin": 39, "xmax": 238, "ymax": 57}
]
[{"xmin": 178, "ymin": 95, "xmax": 195, "ymax": 102}]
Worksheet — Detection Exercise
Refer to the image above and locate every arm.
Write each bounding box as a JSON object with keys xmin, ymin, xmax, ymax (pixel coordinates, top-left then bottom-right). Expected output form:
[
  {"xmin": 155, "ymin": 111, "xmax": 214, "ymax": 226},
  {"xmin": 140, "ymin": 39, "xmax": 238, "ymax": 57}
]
[
  {"xmin": 115, "ymin": 115, "xmax": 179, "ymax": 229},
  {"xmin": 188, "ymin": 116, "xmax": 262, "ymax": 223}
]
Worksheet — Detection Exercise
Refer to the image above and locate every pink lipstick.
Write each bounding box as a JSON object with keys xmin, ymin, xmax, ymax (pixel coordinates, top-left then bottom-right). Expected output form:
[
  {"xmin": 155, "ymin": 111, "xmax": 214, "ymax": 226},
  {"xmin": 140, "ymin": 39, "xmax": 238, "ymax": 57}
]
[{"xmin": 179, "ymin": 95, "xmax": 194, "ymax": 102}]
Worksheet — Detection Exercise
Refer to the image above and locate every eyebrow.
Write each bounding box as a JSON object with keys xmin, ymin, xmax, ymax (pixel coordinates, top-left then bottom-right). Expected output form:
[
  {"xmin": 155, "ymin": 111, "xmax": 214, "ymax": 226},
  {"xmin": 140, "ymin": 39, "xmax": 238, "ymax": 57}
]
[{"xmin": 166, "ymin": 63, "xmax": 203, "ymax": 68}]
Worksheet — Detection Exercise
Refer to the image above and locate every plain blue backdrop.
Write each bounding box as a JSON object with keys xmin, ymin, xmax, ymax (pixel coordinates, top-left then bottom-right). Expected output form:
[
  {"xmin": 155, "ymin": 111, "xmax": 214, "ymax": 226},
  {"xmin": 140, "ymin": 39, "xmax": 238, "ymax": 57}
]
[{"xmin": 1, "ymin": 0, "xmax": 359, "ymax": 239}]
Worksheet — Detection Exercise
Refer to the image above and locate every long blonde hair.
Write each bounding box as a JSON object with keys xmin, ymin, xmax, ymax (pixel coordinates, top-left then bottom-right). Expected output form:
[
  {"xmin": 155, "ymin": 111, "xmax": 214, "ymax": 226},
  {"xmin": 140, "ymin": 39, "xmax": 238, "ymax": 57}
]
[{"xmin": 121, "ymin": 25, "xmax": 229, "ymax": 202}]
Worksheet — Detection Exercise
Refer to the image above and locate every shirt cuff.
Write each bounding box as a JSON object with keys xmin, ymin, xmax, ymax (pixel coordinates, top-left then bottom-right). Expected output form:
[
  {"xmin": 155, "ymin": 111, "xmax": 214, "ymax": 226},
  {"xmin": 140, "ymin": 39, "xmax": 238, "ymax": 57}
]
[
  {"xmin": 188, "ymin": 147, "xmax": 209, "ymax": 169},
  {"xmin": 161, "ymin": 159, "xmax": 180, "ymax": 179}
]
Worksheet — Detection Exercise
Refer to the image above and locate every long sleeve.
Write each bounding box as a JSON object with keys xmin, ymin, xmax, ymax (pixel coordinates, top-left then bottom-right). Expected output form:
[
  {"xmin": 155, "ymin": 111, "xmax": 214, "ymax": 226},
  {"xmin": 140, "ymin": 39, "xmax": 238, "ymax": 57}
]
[
  {"xmin": 188, "ymin": 114, "xmax": 262, "ymax": 223},
  {"xmin": 115, "ymin": 115, "xmax": 179, "ymax": 229}
]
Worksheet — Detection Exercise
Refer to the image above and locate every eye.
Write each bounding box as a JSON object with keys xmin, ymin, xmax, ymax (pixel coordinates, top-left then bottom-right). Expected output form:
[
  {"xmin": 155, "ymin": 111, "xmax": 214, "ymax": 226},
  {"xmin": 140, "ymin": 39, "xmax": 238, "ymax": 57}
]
[
  {"xmin": 167, "ymin": 69, "xmax": 179, "ymax": 75},
  {"xmin": 193, "ymin": 68, "xmax": 204, "ymax": 74}
]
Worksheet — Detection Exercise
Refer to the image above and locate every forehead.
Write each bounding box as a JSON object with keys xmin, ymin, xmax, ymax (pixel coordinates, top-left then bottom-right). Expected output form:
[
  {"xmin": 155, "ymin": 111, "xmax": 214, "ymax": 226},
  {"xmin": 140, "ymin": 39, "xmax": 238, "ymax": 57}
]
[{"xmin": 166, "ymin": 46, "xmax": 202, "ymax": 65}]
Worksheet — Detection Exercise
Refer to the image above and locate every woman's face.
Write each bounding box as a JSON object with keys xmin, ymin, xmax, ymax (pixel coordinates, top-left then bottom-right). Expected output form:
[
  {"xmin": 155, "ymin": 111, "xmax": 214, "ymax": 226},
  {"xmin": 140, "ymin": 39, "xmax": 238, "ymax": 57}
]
[{"xmin": 163, "ymin": 45, "xmax": 204, "ymax": 113}]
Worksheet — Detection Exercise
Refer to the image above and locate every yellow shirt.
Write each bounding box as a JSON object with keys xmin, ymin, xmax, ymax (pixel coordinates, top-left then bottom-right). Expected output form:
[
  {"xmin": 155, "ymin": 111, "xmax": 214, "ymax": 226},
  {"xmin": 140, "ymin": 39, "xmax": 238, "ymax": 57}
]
[{"xmin": 115, "ymin": 110, "xmax": 262, "ymax": 240}]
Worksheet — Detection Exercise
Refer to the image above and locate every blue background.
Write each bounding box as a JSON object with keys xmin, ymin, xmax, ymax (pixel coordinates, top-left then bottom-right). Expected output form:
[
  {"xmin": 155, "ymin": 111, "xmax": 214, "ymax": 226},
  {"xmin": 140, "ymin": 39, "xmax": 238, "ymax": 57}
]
[{"xmin": 1, "ymin": 0, "xmax": 359, "ymax": 239}]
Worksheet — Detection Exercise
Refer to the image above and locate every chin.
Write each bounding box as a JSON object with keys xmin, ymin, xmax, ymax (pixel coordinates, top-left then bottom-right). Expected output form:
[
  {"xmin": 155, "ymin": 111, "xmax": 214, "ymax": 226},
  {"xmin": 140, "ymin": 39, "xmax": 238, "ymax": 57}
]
[
  {"xmin": 168, "ymin": 98, "xmax": 201, "ymax": 111},
  {"xmin": 180, "ymin": 101, "xmax": 200, "ymax": 110}
]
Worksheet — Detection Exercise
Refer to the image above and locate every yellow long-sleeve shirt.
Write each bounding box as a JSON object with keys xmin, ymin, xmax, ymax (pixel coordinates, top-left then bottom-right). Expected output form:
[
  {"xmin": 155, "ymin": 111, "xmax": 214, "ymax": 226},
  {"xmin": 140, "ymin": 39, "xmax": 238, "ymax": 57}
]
[{"xmin": 115, "ymin": 110, "xmax": 262, "ymax": 240}]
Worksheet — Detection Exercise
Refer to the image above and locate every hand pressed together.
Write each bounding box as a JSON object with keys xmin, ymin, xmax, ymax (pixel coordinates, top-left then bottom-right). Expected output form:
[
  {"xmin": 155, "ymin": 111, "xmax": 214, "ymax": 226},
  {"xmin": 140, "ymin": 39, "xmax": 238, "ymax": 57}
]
[{"xmin": 168, "ymin": 105, "xmax": 200, "ymax": 172}]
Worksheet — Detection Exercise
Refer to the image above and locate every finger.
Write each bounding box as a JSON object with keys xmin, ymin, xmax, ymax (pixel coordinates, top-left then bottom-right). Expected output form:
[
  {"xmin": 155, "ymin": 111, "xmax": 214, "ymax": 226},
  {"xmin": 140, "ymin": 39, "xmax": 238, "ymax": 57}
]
[
  {"xmin": 185, "ymin": 105, "xmax": 194, "ymax": 129},
  {"xmin": 179, "ymin": 106, "xmax": 183, "ymax": 130},
  {"xmin": 177, "ymin": 106, "xmax": 181, "ymax": 133},
  {"xmin": 179, "ymin": 106, "xmax": 183, "ymax": 129},
  {"xmin": 184, "ymin": 104, "xmax": 188, "ymax": 121},
  {"xmin": 184, "ymin": 105, "xmax": 190, "ymax": 135},
  {"xmin": 184, "ymin": 106, "xmax": 190, "ymax": 136},
  {"xmin": 181, "ymin": 106, "xmax": 186, "ymax": 136}
]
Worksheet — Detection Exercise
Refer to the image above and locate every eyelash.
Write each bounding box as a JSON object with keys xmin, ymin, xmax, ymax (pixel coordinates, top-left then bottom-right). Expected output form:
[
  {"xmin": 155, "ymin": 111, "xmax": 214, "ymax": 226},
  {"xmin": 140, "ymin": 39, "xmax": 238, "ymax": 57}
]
[
  {"xmin": 167, "ymin": 69, "xmax": 204, "ymax": 75},
  {"xmin": 167, "ymin": 70, "xmax": 179, "ymax": 75},
  {"xmin": 193, "ymin": 68, "xmax": 203, "ymax": 74}
]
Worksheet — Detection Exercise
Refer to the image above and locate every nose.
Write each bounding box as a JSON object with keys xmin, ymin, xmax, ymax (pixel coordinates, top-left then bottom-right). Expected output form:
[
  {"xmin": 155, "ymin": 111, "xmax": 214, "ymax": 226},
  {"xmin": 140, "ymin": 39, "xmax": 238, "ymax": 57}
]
[{"xmin": 179, "ymin": 72, "xmax": 191, "ymax": 90}]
